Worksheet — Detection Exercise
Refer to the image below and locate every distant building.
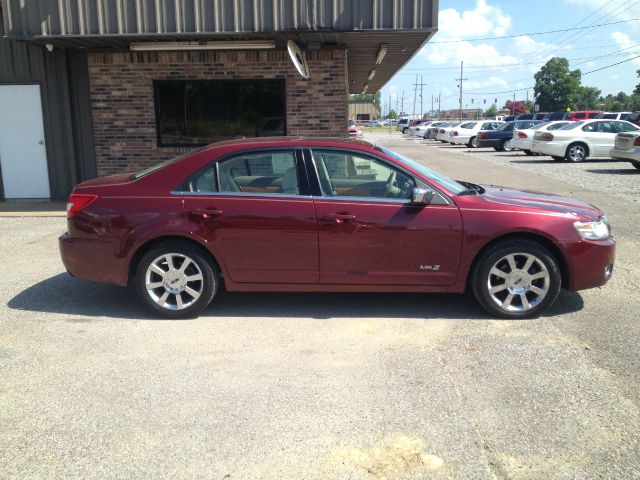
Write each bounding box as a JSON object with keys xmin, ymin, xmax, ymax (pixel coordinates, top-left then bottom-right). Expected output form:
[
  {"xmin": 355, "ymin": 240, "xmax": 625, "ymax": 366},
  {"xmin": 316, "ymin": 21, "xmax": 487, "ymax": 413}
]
[
  {"xmin": 440, "ymin": 108, "xmax": 484, "ymax": 120},
  {"xmin": 349, "ymin": 101, "xmax": 381, "ymax": 121}
]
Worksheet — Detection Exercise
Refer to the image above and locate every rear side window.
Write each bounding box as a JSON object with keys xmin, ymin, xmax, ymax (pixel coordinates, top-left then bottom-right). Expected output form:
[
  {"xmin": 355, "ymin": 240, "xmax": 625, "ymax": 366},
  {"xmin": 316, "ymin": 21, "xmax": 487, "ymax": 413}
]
[
  {"xmin": 191, "ymin": 151, "xmax": 300, "ymax": 195},
  {"xmin": 575, "ymin": 112, "xmax": 586, "ymax": 119},
  {"xmin": 615, "ymin": 122, "xmax": 640, "ymax": 132}
]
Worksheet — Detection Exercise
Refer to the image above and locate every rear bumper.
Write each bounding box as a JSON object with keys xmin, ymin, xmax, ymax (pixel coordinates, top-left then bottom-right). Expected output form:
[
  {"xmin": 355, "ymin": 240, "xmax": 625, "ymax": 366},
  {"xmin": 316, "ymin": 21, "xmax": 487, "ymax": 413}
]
[
  {"xmin": 59, "ymin": 232, "xmax": 129, "ymax": 286},
  {"xmin": 565, "ymin": 237, "xmax": 615, "ymax": 291},
  {"xmin": 531, "ymin": 141, "xmax": 565, "ymax": 156},
  {"xmin": 476, "ymin": 138, "xmax": 501, "ymax": 148},
  {"xmin": 609, "ymin": 146, "xmax": 640, "ymax": 161}
]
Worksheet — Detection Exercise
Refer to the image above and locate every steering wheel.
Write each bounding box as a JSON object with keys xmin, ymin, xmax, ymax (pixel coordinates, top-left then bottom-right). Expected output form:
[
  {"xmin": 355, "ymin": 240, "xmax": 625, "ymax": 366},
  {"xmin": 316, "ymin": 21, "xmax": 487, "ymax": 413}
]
[{"xmin": 384, "ymin": 171, "xmax": 397, "ymax": 198}]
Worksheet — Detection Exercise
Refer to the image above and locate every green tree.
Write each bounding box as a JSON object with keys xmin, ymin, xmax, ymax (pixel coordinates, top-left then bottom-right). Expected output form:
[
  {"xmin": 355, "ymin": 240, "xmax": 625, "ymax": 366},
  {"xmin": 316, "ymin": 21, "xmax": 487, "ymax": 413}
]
[
  {"xmin": 387, "ymin": 109, "xmax": 398, "ymax": 119},
  {"xmin": 484, "ymin": 103, "xmax": 497, "ymax": 117},
  {"xmin": 349, "ymin": 92, "xmax": 381, "ymax": 108},
  {"xmin": 634, "ymin": 69, "xmax": 640, "ymax": 95},
  {"xmin": 533, "ymin": 57, "xmax": 582, "ymax": 111},
  {"xmin": 575, "ymin": 86, "xmax": 602, "ymax": 109}
]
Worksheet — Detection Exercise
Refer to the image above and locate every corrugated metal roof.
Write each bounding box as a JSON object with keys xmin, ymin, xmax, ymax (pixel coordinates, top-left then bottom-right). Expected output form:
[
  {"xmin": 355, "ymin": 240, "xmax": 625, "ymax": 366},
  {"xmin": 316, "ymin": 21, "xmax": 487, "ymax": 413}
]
[{"xmin": 1, "ymin": 1, "xmax": 438, "ymax": 93}]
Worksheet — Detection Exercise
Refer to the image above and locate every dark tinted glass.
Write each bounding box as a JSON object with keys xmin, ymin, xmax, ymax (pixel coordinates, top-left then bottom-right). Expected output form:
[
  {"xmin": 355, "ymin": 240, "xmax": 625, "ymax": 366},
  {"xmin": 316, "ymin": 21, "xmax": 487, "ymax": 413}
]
[{"xmin": 155, "ymin": 80, "xmax": 286, "ymax": 146}]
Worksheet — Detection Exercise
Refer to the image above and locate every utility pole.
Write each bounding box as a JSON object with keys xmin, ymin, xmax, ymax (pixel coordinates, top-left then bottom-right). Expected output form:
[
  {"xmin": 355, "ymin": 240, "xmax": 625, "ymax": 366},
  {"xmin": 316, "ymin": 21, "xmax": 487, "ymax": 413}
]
[
  {"xmin": 419, "ymin": 75, "xmax": 424, "ymax": 118},
  {"xmin": 456, "ymin": 61, "xmax": 467, "ymax": 121},
  {"xmin": 512, "ymin": 92, "xmax": 516, "ymax": 115},
  {"xmin": 412, "ymin": 75, "xmax": 418, "ymax": 117},
  {"xmin": 431, "ymin": 95, "xmax": 434, "ymax": 118},
  {"xmin": 438, "ymin": 93, "xmax": 441, "ymax": 119},
  {"xmin": 400, "ymin": 90, "xmax": 405, "ymax": 116}
]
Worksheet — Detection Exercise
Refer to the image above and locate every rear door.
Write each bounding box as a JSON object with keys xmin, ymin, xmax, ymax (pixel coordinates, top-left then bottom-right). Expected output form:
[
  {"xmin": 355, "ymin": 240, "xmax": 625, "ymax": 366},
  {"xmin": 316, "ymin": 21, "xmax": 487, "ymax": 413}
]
[
  {"xmin": 183, "ymin": 149, "xmax": 319, "ymax": 284},
  {"xmin": 308, "ymin": 148, "xmax": 463, "ymax": 286}
]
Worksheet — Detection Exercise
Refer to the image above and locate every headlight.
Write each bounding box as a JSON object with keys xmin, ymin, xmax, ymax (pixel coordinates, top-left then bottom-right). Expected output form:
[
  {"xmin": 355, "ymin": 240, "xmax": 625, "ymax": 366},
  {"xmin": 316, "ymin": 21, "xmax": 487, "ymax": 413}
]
[{"xmin": 573, "ymin": 216, "xmax": 610, "ymax": 240}]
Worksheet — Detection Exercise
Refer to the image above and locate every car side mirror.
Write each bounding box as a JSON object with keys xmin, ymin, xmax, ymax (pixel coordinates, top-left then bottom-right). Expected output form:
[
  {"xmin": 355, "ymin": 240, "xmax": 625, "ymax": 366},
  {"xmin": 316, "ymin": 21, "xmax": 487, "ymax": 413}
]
[{"xmin": 411, "ymin": 187, "xmax": 434, "ymax": 205}]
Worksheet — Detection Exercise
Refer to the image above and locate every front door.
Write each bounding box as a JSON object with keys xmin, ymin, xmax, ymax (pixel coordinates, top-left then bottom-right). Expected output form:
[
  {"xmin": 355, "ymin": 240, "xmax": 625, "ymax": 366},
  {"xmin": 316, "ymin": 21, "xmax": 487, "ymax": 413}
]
[
  {"xmin": 0, "ymin": 84, "xmax": 50, "ymax": 199},
  {"xmin": 310, "ymin": 149, "xmax": 463, "ymax": 286},
  {"xmin": 183, "ymin": 149, "xmax": 318, "ymax": 284}
]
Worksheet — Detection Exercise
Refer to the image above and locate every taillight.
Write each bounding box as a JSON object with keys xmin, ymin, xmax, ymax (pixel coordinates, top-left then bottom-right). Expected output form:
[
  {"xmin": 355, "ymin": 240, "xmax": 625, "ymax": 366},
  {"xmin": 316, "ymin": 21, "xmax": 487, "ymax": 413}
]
[
  {"xmin": 634, "ymin": 136, "xmax": 640, "ymax": 146},
  {"xmin": 453, "ymin": 131, "xmax": 459, "ymax": 136},
  {"xmin": 518, "ymin": 132, "xmax": 527, "ymax": 138},
  {"xmin": 67, "ymin": 194, "xmax": 98, "ymax": 218},
  {"xmin": 480, "ymin": 132, "xmax": 488, "ymax": 139},
  {"xmin": 538, "ymin": 133, "xmax": 554, "ymax": 141}
]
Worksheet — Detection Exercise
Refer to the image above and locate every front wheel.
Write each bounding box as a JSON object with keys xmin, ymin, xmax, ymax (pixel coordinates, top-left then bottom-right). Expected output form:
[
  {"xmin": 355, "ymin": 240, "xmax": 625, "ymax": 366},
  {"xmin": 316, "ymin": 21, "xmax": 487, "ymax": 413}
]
[
  {"xmin": 631, "ymin": 160, "xmax": 640, "ymax": 171},
  {"xmin": 135, "ymin": 242, "xmax": 218, "ymax": 319},
  {"xmin": 402, "ymin": 127, "xmax": 409, "ymax": 134},
  {"xmin": 472, "ymin": 240, "xmax": 561, "ymax": 319},
  {"xmin": 566, "ymin": 143, "xmax": 588, "ymax": 162},
  {"xmin": 502, "ymin": 139, "xmax": 513, "ymax": 152},
  {"xmin": 524, "ymin": 149, "xmax": 534, "ymax": 156}
]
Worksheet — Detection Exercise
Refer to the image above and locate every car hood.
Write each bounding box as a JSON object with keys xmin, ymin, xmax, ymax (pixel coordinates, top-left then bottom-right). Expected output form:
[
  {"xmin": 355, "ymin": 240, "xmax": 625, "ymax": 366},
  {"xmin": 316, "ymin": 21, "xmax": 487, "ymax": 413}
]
[{"xmin": 478, "ymin": 185, "xmax": 602, "ymax": 220}]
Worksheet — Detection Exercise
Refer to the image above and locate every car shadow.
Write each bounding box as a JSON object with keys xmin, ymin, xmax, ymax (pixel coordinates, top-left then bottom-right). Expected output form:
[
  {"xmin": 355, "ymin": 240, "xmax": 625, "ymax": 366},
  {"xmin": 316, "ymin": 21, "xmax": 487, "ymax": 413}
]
[
  {"xmin": 8, "ymin": 273, "xmax": 584, "ymax": 321},
  {"xmin": 586, "ymin": 168, "xmax": 639, "ymax": 175}
]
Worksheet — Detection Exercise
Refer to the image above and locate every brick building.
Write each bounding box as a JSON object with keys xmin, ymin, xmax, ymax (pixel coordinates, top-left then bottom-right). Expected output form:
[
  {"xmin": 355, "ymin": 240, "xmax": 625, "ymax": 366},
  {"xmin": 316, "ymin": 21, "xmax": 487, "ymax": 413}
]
[{"xmin": 0, "ymin": 1, "xmax": 438, "ymax": 199}]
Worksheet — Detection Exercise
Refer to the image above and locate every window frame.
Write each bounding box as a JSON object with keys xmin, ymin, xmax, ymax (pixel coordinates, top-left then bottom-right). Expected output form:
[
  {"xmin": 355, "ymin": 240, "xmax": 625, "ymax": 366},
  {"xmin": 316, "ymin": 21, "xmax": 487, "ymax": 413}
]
[
  {"xmin": 304, "ymin": 147, "xmax": 451, "ymax": 205},
  {"xmin": 153, "ymin": 79, "xmax": 287, "ymax": 148},
  {"xmin": 179, "ymin": 147, "xmax": 311, "ymax": 198}
]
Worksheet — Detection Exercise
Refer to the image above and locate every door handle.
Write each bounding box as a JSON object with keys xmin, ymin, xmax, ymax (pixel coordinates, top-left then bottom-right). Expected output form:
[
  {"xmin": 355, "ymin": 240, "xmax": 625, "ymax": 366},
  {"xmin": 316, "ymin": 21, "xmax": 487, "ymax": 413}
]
[
  {"xmin": 189, "ymin": 208, "xmax": 223, "ymax": 220},
  {"xmin": 324, "ymin": 212, "xmax": 356, "ymax": 223}
]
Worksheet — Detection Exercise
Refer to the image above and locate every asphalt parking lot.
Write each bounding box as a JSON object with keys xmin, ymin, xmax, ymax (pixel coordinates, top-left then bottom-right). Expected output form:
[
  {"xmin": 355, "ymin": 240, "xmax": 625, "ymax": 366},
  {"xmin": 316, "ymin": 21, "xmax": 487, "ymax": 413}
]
[{"xmin": 1, "ymin": 131, "xmax": 639, "ymax": 479}]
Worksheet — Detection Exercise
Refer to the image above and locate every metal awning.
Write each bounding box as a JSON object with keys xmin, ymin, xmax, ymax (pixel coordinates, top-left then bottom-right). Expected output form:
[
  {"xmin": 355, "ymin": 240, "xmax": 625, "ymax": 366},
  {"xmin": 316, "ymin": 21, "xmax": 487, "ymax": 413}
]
[{"xmin": 1, "ymin": 0, "xmax": 438, "ymax": 93}]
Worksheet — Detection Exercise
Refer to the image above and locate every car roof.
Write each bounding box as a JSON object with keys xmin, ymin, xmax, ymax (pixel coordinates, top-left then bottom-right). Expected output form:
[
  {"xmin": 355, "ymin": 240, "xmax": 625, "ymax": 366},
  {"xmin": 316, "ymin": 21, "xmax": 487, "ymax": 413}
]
[{"xmin": 202, "ymin": 136, "xmax": 375, "ymax": 152}]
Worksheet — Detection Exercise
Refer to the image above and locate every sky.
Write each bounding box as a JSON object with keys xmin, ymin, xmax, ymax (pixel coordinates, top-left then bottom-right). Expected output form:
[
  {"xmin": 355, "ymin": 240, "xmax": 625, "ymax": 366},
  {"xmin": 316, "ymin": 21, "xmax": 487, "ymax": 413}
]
[{"xmin": 380, "ymin": 0, "xmax": 640, "ymax": 116}]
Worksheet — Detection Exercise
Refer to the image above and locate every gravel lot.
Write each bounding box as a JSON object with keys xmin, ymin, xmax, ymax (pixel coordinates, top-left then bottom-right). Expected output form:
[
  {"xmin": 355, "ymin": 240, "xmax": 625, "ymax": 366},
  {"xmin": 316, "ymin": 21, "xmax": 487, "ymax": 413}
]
[{"xmin": 1, "ymin": 132, "xmax": 639, "ymax": 479}]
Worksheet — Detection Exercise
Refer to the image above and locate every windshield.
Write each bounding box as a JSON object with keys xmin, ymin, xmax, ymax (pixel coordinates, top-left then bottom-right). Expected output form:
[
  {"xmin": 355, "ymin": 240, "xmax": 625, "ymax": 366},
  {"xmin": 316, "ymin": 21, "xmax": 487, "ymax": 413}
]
[
  {"xmin": 131, "ymin": 148, "xmax": 205, "ymax": 180},
  {"xmin": 374, "ymin": 145, "xmax": 467, "ymax": 195}
]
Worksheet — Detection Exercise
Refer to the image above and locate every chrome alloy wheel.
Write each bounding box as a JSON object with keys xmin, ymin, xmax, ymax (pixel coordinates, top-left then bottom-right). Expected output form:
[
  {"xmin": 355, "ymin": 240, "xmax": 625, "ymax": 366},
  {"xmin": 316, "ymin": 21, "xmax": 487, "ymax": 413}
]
[
  {"xmin": 144, "ymin": 253, "xmax": 204, "ymax": 310},
  {"xmin": 567, "ymin": 144, "xmax": 586, "ymax": 162},
  {"xmin": 487, "ymin": 253, "xmax": 550, "ymax": 312}
]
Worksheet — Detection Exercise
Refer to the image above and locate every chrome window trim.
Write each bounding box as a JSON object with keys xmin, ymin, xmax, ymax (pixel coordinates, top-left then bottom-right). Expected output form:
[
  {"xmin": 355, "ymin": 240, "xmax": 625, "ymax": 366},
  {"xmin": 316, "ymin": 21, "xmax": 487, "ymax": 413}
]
[{"xmin": 173, "ymin": 191, "xmax": 313, "ymax": 200}]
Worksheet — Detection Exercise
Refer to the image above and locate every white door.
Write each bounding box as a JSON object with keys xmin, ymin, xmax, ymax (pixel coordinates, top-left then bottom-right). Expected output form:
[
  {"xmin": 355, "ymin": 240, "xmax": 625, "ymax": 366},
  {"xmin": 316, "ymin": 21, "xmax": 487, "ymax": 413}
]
[{"xmin": 0, "ymin": 85, "xmax": 51, "ymax": 199}]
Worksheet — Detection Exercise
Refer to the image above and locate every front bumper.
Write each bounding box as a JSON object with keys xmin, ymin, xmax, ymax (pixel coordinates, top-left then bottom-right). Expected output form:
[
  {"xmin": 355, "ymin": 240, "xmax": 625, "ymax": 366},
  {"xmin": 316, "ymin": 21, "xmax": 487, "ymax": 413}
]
[{"xmin": 565, "ymin": 237, "xmax": 615, "ymax": 291}]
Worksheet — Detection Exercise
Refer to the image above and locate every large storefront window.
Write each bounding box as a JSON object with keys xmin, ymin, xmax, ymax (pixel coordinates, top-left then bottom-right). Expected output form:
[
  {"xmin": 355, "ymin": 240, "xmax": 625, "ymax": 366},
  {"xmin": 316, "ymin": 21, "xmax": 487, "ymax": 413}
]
[{"xmin": 154, "ymin": 80, "xmax": 286, "ymax": 146}]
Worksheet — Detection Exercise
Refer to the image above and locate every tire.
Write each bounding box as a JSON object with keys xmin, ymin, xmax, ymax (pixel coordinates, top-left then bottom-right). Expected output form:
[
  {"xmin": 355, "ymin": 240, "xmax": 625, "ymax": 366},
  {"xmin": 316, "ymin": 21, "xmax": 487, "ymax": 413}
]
[
  {"xmin": 468, "ymin": 137, "xmax": 479, "ymax": 148},
  {"xmin": 501, "ymin": 139, "xmax": 513, "ymax": 152},
  {"xmin": 552, "ymin": 156, "xmax": 564, "ymax": 162},
  {"xmin": 565, "ymin": 142, "xmax": 588, "ymax": 162},
  {"xmin": 631, "ymin": 160, "xmax": 640, "ymax": 171},
  {"xmin": 471, "ymin": 240, "xmax": 562, "ymax": 319},
  {"xmin": 135, "ymin": 241, "xmax": 218, "ymax": 319},
  {"xmin": 402, "ymin": 127, "xmax": 409, "ymax": 134},
  {"xmin": 493, "ymin": 146, "xmax": 502, "ymax": 152},
  {"xmin": 524, "ymin": 149, "xmax": 534, "ymax": 156}
]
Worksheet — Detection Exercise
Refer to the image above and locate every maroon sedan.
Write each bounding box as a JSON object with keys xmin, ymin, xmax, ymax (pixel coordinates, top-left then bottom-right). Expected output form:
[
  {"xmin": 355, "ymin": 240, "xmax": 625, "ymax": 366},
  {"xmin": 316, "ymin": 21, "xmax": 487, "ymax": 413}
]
[{"xmin": 60, "ymin": 137, "xmax": 614, "ymax": 319}]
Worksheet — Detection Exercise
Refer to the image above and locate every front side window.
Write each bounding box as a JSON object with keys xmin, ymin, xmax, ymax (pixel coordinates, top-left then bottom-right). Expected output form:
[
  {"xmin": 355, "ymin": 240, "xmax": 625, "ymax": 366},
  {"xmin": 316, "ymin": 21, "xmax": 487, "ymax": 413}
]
[
  {"xmin": 191, "ymin": 151, "xmax": 300, "ymax": 195},
  {"xmin": 155, "ymin": 80, "xmax": 286, "ymax": 146},
  {"xmin": 312, "ymin": 150, "xmax": 415, "ymax": 200}
]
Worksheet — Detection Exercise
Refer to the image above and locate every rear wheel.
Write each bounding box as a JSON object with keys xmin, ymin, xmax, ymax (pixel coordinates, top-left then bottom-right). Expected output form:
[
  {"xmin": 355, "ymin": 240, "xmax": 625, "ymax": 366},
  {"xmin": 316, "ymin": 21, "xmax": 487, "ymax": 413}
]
[
  {"xmin": 472, "ymin": 240, "xmax": 562, "ymax": 319},
  {"xmin": 493, "ymin": 147, "xmax": 502, "ymax": 152},
  {"xmin": 631, "ymin": 160, "xmax": 640, "ymax": 170},
  {"xmin": 135, "ymin": 242, "xmax": 218, "ymax": 319},
  {"xmin": 402, "ymin": 127, "xmax": 409, "ymax": 134},
  {"xmin": 524, "ymin": 149, "xmax": 534, "ymax": 156},
  {"xmin": 469, "ymin": 137, "xmax": 479, "ymax": 148},
  {"xmin": 552, "ymin": 156, "xmax": 564, "ymax": 162},
  {"xmin": 565, "ymin": 142, "xmax": 588, "ymax": 162}
]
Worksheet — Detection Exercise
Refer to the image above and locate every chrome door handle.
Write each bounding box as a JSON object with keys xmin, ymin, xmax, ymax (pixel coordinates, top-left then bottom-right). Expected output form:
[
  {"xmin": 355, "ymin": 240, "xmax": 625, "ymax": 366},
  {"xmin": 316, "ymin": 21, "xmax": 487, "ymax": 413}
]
[
  {"xmin": 189, "ymin": 208, "xmax": 223, "ymax": 220},
  {"xmin": 324, "ymin": 212, "xmax": 356, "ymax": 223}
]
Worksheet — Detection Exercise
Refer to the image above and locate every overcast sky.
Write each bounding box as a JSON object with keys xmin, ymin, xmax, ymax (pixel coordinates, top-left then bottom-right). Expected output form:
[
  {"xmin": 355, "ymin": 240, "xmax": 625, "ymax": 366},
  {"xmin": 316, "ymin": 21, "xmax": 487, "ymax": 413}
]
[{"xmin": 380, "ymin": 0, "xmax": 640, "ymax": 115}]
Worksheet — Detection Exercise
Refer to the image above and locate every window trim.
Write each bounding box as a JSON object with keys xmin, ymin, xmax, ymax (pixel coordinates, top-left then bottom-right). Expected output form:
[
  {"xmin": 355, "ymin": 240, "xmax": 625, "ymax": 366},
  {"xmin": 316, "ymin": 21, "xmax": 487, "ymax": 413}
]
[
  {"xmin": 153, "ymin": 79, "xmax": 287, "ymax": 148},
  {"xmin": 305, "ymin": 147, "xmax": 452, "ymax": 205},
  {"xmin": 175, "ymin": 147, "xmax": 310, "ymax": 198}
]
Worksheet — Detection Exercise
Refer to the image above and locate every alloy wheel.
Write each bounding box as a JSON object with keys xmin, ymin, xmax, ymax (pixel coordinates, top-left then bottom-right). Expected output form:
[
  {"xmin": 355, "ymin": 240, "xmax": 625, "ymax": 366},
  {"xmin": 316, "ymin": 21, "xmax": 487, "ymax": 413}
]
[
  {"xmin": 144, "ymin": 253, "xmax": 204, "ymax": 310},
  {"xmin": 567, "ymin": 144, "xmax": 587, "ymax": 162},
  {"xmin": 486, "ymin": 252, "xmax": 550, "ymax": 313}
]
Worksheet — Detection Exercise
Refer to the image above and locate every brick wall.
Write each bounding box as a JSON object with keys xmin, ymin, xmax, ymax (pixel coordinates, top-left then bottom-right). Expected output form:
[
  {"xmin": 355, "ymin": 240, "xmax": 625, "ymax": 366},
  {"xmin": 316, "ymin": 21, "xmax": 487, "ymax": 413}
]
[{"xmin": 87, "ymin": 48, "xmax": 348, "ymax": 175}]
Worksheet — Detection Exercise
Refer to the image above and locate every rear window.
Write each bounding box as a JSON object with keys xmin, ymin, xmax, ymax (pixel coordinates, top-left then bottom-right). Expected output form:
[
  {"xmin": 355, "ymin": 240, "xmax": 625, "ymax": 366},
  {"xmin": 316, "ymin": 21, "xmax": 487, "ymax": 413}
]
[
  {"xmin": 559, "ymin": 121, "xmax": 584, "ymax": 130},
  {"xmin": 131, "ymin": 148, "xmax": 205, "ymax": 180}
]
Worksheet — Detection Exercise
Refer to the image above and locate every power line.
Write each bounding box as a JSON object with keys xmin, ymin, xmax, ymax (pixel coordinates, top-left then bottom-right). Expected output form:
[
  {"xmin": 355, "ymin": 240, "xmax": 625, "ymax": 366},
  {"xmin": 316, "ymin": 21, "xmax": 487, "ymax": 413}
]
[
  {"xmin": 429, "ymin": 18, "xmax": 639, "ymax": 44},
  {"xmin": 582, "ymin": 55, "xmax": 640, "ymax": 75}
]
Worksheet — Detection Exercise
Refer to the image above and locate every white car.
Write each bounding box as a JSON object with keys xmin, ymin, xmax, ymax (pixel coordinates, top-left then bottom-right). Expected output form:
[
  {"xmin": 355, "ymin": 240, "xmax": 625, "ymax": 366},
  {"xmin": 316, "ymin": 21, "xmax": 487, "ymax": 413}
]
[
  {"xmin": 436, "ymin": 122, "xmax": 463, "ymax": 142},
  {"xmin": 450, "ymin": 121, "xmax": 504, "ymax": 147},
  {"xmin": 510, "ymin": 121, "xmax": 570, "ymax": 155},
  {"xmin": 610, "ymin": 131, "xmax": 640, "ymax": 170},
  {"xmin": 407, "ymin": 121, "xmax": 435, "ymax": 137},
  {"xmin": 531, "ymin": 119, "xmax": 640, "ymax": 162}
]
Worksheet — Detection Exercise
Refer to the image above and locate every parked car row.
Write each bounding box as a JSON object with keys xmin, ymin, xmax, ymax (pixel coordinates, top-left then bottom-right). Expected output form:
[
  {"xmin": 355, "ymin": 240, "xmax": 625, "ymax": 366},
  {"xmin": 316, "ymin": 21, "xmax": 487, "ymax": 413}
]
[{"xmin": 410, "ymin": 117, "xmax": 640, "ymax": 168}]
